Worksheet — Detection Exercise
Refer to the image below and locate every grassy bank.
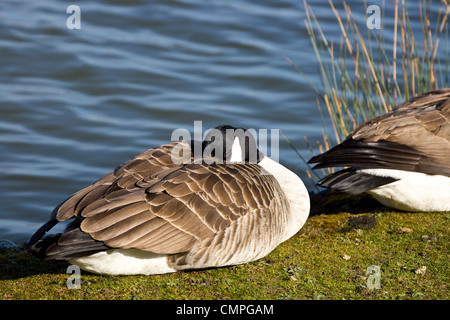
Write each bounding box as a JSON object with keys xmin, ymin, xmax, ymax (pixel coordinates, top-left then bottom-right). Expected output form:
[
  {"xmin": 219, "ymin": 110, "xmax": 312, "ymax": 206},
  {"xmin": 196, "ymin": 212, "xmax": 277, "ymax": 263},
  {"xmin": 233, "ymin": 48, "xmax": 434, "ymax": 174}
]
[{"xmin": 1, "ymin": 193, "xmax": 448, "ymax": 300}]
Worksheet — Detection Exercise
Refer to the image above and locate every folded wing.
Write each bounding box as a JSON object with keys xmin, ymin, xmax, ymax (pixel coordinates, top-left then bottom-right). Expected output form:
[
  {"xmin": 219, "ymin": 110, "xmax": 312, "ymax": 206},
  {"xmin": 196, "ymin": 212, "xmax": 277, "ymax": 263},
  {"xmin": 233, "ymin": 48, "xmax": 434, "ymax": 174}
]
[
  {"xmin": 27, "ymin": 141, "xmax": 284, "ymax": 264},
  {"xmin": 309, "ymin": 89, "xmax": 450, "ymax": 177}
]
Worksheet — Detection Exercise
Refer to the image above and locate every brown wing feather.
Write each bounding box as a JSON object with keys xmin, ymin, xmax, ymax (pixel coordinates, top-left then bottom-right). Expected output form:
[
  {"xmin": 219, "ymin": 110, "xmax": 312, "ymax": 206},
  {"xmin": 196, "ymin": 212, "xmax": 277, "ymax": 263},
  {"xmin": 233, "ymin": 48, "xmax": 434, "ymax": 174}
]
[
  {"xmin": 309, "ymin": 88, "xmax": 450, "ymax": 176},
  {"xmin": 27, "ymin": 141, "xmax": 191, "ymax": 257},
  {"xmin": 77, "ymin": 162, "xmax": 279, "ymax": 255},
  {"xmin": 29, "ymin": 140, "xmax": 284, "ymax": 260},
  {"xmin": 54, "ymin": 141, "xmax": 189, "ymax": 221}
]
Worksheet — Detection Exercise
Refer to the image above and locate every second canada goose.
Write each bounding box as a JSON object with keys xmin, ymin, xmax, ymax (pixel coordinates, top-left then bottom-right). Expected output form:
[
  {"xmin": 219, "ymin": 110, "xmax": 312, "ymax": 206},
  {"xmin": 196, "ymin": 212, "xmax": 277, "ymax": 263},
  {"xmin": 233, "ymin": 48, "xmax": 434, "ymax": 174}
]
[
  {"xmin": 27, "ymin": 125, "xmax": 310, "ymax": 275},
  {"xmin": 308, "ymin": 89, "xmax": 450, "ymax": 212}
]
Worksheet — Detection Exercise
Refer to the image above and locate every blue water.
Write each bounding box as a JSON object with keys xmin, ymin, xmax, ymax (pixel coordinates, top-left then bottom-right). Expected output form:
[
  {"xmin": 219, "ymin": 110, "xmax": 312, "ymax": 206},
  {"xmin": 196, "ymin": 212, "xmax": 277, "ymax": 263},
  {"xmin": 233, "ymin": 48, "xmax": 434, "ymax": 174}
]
[{"xmin": 0, "ymin": 0, "xmax": 447, "ymax": 243}]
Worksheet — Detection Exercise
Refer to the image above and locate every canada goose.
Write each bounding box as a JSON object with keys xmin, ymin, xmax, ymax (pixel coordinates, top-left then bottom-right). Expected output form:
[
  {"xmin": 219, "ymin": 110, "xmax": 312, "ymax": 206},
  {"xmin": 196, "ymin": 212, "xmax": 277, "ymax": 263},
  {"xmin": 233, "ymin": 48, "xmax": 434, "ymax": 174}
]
[
  {"xmin": 308, "ymin": 88, "xmax": 450, "ymax": 212},
  {"xmin": 27, "ymin": 125, "xmax": 310, "ymax": 275}
]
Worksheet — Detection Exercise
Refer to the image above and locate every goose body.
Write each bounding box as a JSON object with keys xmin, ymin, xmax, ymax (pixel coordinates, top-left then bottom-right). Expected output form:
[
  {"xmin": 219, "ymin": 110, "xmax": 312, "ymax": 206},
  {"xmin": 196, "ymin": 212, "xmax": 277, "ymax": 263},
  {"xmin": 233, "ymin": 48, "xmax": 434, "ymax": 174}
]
[
  {"xmin": 27, "ymin": 125, "xmax": 310, "ymax": 275},
  {"xmin": 308, "ymin": 89, "xmax": 450, "ymax": 212}
]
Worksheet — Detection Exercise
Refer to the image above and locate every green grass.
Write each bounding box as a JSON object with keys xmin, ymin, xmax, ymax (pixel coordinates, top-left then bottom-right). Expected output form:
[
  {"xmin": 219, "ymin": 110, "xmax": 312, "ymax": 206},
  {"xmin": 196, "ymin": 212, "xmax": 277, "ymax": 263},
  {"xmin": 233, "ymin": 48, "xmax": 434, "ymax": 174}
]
[{"xmin": 1, "ymin": 193, "xmax": 448, "ymax": 300}]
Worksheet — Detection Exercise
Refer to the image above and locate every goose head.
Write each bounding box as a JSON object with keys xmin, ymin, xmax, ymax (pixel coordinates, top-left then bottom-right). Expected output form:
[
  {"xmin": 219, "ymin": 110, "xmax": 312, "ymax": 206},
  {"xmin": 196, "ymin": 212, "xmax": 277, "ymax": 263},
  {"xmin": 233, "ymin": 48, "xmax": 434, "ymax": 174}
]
[{"xmin": 202, "ymin": 125, "xmax": 264, "ymax": 164}]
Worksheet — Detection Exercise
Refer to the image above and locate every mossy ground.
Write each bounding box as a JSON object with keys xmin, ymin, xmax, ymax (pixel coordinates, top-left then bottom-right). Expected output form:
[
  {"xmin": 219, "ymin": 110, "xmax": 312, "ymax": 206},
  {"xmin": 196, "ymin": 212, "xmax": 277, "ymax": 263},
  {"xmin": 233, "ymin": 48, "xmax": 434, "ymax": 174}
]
[{"xmin": 1, "ymin": 192, "xmax": 448, "ymax": 300}]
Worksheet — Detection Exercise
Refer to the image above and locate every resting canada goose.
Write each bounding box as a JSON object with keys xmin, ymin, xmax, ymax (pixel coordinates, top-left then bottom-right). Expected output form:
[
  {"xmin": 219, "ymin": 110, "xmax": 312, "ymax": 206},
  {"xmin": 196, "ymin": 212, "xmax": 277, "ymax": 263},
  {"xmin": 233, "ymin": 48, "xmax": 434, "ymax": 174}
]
[
  {"xmin": 308, "ymin": 88, "xmax": 450, "ymax": 212},
  {"xmin": 27, "ymin": 125, "xmax": 310, "ymax": 275}
]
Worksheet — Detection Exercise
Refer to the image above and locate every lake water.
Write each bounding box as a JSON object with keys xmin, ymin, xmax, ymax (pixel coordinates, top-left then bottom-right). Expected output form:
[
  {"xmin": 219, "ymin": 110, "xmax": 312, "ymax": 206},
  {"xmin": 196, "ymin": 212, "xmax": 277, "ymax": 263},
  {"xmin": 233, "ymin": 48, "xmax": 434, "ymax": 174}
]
[{"xmin": 0, "ymin": 0, "xmax": 447, "ymax": 244}]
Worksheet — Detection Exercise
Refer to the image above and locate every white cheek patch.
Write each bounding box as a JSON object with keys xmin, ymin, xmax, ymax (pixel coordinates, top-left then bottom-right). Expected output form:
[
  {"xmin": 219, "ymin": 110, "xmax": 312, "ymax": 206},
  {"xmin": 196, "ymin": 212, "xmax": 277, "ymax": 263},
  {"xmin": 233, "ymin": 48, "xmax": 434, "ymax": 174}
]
[{"xmin": 229, "ymin": 136, "xmax": 244, "ymax": 162}]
